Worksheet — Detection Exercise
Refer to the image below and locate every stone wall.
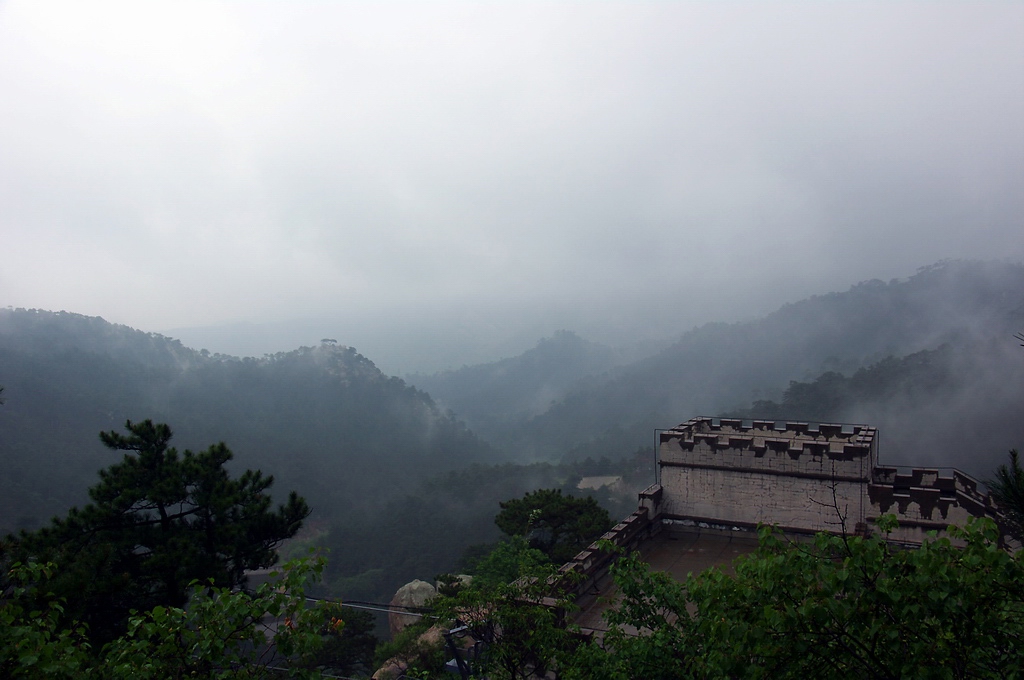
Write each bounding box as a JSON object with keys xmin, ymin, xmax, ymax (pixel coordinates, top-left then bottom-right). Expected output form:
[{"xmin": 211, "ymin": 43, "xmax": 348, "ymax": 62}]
[
  {"xmin": 656, "ymin": 417, "xmax": 1006, "ymax": 544},
  {"xmin": 869, "ymin": 466, "xmax": 1005, "ymax": 545},
  {"xmin": 659, "ymin": 417, "xmax": 876, "ymax": 534},
  {"xmin": 556, "ymin": 499, "xmax": 660, "ymax": 606}
]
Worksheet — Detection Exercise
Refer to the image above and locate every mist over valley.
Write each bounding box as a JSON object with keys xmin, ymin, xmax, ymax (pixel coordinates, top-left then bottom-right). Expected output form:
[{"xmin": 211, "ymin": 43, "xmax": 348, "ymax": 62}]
[
  {"xmin": 1, "ymin": 5, "xmax": 1023, "ymax": 663},
  {"xmin": 3, "ymin": 259, "xmax": 1022, "ymax": 606}
]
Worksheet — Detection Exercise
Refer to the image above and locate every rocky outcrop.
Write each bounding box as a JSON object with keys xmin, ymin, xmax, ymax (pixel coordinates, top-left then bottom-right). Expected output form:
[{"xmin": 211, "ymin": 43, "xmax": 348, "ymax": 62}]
[
  {"xmin": 388, "ymin": 579, "xmax": 436, "ymax": 636},
  {"xmin": 371, "ymin": 626, "xmax": 446, "ymax": 680}
]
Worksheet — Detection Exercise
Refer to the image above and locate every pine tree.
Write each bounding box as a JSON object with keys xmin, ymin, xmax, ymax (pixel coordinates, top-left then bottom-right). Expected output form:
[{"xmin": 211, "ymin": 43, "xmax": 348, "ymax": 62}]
[
  {"xmin": 6, "ymin": 420, "xmax": 309, "ymax": 643},
  {"xmin": 988, "ymin": 449, "xmax": 1024, "ymax": 541}
]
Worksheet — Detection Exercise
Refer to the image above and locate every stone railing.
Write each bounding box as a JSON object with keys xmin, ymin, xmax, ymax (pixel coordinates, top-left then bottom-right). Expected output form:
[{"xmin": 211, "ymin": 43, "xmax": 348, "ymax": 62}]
[{"xmin": 555, "ymin": 490, "xmax": 662, "ymax": 605}]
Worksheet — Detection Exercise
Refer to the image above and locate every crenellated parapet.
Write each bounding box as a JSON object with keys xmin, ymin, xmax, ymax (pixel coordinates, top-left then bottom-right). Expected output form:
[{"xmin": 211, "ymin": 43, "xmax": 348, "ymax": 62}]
[
  {"xmin": 868, "ymin": 465, "xmax": 1004, "ymax": 544},
  {"xmin": 556, "ymin": 503, "xmax": 661, "ymax": 607},
  {"xmin": 653, "ymin": 417, "xmax": 1009, "ymax": 545},
  {"xmin": 662, "ymin": 417, "xmax": 876, "ymax": 459},
  {"xmin": 657, "ymin": 417, "xmax": 876, "ymax": 534}
]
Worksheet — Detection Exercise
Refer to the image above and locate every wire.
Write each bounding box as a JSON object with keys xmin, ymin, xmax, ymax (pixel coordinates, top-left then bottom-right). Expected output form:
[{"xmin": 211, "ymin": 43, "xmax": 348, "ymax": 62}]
[
  {"xmin": 302, "ymin": 593, "xmax": 431, "ymax": 617},
  {"xmin": 264, "ymin": 664, "xmax": 364, "ymax": 680}
]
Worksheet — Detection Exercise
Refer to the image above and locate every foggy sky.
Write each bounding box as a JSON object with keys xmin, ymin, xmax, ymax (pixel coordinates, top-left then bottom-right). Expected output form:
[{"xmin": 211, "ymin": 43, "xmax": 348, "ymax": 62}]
[{"xmin": 2, "ymin": 2, "xmax": 1022, "ymax": 373}]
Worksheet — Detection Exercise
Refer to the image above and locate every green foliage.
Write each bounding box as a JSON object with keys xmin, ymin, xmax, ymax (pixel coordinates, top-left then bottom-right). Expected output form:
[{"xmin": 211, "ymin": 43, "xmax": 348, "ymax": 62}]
[
  {"xmin": 0, "ymin": 561, "xmax": 91, "ymax": 679},
  {"xmin": 430, "ymin": 555, "xmax": 579, "ymax": 680},
  {"xmin": 568, "ymin": 517, "xmax": 1024, "ymax": 680},
  {"xmin": 101, "ymin": 556, "xmax": 330, "ymax": 679},
  {"xmin": 320, "ymin": 460, "xmax": 626, "ymax": 605},
  {"xmin": 986, "ymin": 449, "xmax": 1024, "ymax": 541},
  {"xmin": 465, "ymin": 536, "xmax": 551, "ymax": 590},
  {"xmin": 301, "ymin": 607, "xmax": 377, "ymax": 678},
  {"xmin": 421, "ymin": 532, "xmax": 585, "ymax": 680},
  {"xmin": 435, "ymin": 573, "xmax": 465, "ymax": 598},
  {"xmin": 0, "ymin": 309, "xmax": 491, "ymax": 540},
  {"xmin": 372, "ymin": 618, "xmax": 447, "ymax": 679},
  {"xmin": 495, "ymin": 489, "xmax": 612, "ymax": 564},
  {"xmin": 1, "ymin": 556, "xmax": 342, "ymax": 678},
  {"xmin": 378, "ymin": 537, "xmax": 579, "ymax": 680},
  {"xmin": 3, "ymin": 547, "xmax": 390, "ymax": 678},
  {"xmin": 6, "ymin": 420, "xmax": 309, "ymax": 643}
]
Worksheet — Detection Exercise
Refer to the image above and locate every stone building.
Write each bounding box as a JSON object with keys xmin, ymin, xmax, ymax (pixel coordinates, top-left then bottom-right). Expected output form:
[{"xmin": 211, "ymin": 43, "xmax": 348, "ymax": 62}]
[
  {"xmin": 565, "ymin": 416, "xmax": 1011, "ymax": 630},
  {"xmin": 655, "ymin": 416, "xmax": 1004, "ymax": 546}
]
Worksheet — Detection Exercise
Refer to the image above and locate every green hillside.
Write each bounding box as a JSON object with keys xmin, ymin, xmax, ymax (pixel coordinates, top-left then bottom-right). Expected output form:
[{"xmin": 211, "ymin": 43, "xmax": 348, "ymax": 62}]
[
  {"xmin": 0, "ymin": 310, "xmax": 490, "ymax": 533},
  {"xmin": 3, "ymin": 259, "xmax": 1022, "ymax": 608}
]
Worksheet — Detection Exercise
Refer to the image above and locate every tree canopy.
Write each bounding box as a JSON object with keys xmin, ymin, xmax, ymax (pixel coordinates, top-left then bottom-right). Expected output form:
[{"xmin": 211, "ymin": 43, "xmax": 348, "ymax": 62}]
[
  {"xmin": 987, "ymin": 449, "xmax": 1024, "ymax": 542},
  {"xmin": 495, "ymin": 489, "xmax": 612, "ymax": 564},
  {"xmin": 4, "ymin": 420, "xmax": 309, "ymax": 643},
  {"xmin": 429, "ymin": 536, "xmax": 578, "ymax": 680},
  {"xmin": 399, "ymin": 515, "xmax": 1024, "ymax": 680},
  {"xmin": 565, "ymin": 516, "xmax": 1024, "ymax": 679},
  {"xmin": 1, "ymin": 556, "xmax": 335, "ymax": 679}
]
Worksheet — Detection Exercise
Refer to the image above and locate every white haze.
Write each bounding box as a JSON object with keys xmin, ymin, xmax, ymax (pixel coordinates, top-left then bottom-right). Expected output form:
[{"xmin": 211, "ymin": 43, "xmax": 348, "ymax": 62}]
[{"xmin": 1, "ymin": 2, "xmax": 1022, "ymax": 373}]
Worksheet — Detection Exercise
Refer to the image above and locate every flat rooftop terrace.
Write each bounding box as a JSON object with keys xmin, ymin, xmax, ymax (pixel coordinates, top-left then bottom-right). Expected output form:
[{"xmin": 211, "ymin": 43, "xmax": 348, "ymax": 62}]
[{"xmin": 573, "ymin": 526, "xmax": 761, "ymax": 633}]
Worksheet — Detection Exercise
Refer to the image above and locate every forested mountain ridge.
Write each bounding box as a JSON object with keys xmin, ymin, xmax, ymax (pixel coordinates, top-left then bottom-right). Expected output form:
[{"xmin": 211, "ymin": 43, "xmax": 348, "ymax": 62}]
[
  {"xmin": 430, "ymin": 261, "xmax": 1024, "ymax": 473},
  {"xmin": 406, "ymin": 330, "xmax": 635, "ymax": 435},
  {"xmin": 3, "ymin": 259, "xmax": 1022, "ymax": 608},
  {"xmin": 0, "ymin": 307, "xmax": 206, "ymax": 368},
  {"xmin": 721, "ymin": 334, "xmax": 1024, "ymax": 472},
  {"xmin": 0, "ymin": 308, "xmax": 490, "ymax": 534},
  {"xmin": 723, "ymin": 346, "xmax": 958, "ymax": 423}
]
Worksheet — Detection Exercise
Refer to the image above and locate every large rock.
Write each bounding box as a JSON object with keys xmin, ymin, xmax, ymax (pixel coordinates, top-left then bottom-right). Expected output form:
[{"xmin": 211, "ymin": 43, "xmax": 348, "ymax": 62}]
[
  {"xmin": 372, "ymin": 626, "xmax": 446, "ymax": 680},
  {"xmin": 389, "ymin": 579, "xmax": 437, "ymax": 636}
]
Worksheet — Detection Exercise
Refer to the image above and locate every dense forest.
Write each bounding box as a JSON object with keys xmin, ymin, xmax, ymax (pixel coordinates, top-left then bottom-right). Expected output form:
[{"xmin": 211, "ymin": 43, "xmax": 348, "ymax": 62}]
[{"xmin": 2, "ymin": 259, "xmax": 1023, "ymax": 611}]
